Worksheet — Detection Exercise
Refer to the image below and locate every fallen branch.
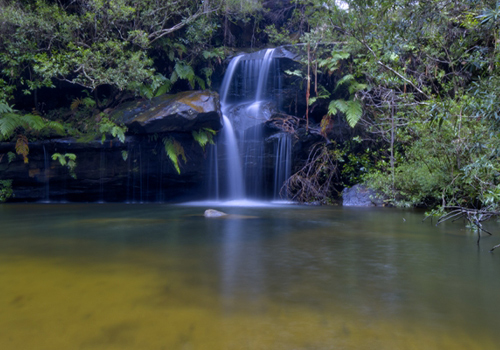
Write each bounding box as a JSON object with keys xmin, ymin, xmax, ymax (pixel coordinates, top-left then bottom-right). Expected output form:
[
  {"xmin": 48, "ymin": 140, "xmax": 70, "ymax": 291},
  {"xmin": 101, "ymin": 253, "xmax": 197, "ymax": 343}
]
[
  {"xmin": 433, "ymin": 206, "xmax": 498, "ymax": 247},
  {"xmin": 490, "ymin": 243, "xmax": 500, "ymax": 252}
]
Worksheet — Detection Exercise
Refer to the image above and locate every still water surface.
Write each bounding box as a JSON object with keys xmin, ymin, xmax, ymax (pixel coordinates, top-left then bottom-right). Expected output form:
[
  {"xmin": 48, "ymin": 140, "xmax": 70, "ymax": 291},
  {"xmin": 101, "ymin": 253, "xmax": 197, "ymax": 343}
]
[{"xmin": 0, "ymin": 203, "xmax": 499, "ymax": 350}]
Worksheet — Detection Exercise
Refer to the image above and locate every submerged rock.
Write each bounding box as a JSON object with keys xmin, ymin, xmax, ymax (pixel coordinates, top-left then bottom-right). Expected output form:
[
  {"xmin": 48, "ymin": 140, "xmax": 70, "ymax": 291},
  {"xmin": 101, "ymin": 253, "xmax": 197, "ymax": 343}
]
[
  {"xmin": 112, "ymin": 90, "xmax": 222, "ymax": 134},
  {"xmin": 342, "ymin": 184, "xmax": 386, "ymax": 207},
  {"xmin": 204, "ymin": 209, "xmax": 228, "ymax": 218}
]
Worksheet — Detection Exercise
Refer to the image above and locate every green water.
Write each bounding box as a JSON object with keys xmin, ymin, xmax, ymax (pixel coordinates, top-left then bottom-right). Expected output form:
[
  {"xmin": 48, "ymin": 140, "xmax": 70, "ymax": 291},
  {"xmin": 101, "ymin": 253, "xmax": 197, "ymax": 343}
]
[{"xmin": 0, "ymin": 203, "xmax": 498, "ymax": 349}]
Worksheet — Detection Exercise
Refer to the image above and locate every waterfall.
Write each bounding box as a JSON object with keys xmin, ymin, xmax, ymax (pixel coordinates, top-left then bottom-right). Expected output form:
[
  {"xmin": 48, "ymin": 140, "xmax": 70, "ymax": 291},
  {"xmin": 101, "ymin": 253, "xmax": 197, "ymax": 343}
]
[
  {"xmin": 222, "ymin": 115, "xmax": 245, "ymax": 199},
  {"xmin": 210, "ymin": 48, "xmax": 291, "ymax": 201},
  {"xmin": 273, "ymin": 133, "xmax": 292, "ymax": 199}
]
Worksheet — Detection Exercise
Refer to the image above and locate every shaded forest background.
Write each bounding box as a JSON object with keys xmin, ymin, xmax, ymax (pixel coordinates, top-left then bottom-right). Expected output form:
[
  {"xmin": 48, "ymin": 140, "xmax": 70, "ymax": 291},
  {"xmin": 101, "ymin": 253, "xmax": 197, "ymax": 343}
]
[{"xmin": 1, "ymin": 0, "xmax": 500, "ymax": 217}]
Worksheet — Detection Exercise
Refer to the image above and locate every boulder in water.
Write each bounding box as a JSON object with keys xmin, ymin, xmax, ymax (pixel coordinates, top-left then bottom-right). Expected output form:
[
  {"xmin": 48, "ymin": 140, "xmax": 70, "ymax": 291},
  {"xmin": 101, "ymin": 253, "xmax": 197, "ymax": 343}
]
[
  {"xmin": 342, "ymin": 184, "xmax": 386, "ymax": 207},
  {"xmin": 204, "ymin": 209, "xmax": 228, "ymax": 218}
]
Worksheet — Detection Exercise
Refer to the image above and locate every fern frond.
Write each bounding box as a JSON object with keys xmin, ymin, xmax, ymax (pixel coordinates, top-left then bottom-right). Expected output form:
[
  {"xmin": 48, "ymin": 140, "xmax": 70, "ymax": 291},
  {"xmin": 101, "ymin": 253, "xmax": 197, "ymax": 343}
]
[
  {"xmin": 139, "ymin": 85, "xmax": 154, "ymax": 100},
  {"xmin": 329, "ymin": 99, "xmax": 363, "ymax": 128},
  {"xmin": 82, "ymin": 97, "xmax": 96, "ymax": 108},
  {"xmin": 0, "ymin": 102, "xmax": 14, "ymax": 114},
  {"xmin": 336, "ymin": 74, "xmax": 355, "ymax": 87},
  {"xmin": 0, "ymin": 113, "xmax": 20, "ymax": 138},
  {"xmin": 170, "ymin": 70, "xmax": 179, "ymax": 84},
  {"xmin": 328, "ymin": 100, "xmax": 338, "ymax": 116},
  {"xmin": 15, "ymin": 134, "xmax": 29, "ymax": 163},
  {"xmin": 201, "ymin": 67, "xmax": 213, "ymax": 87},
  {"xmin": 195, "ymin": 75, "xmax": 206, "ymax": 90},
  {"xmin": 47, "ymin": 121, "xmax": 66, "ymax": 135},
  {"xmin": 154, "ymin": 81, "xmax": 172, "ymax": 97},
  {"xmin": 331, "ymin": 99, "xmax": 349, "ymax": 113},
  {"xmin": 52, "ymin": 153, "xmax": 66, "ymax": 166},
  {"xmin": 174, "ymin": 62, "xmax": 195, "ymax": 81},
  {"xmin": 320, "ymin": 114, "xmax": 333, "ymax": 138},
  {"xmin": 348, "ymin": 82, "xmax": 368, "ymax": 94},
  {"xmin": 163, "ymin": 137, "xmax": 186, "ymax": 174},
  {"xmin": 21, "ymin": 114, "xmax": 45, "ymax": 131},
  {"xmin": 192, "ymin": 128, "xmax": 216, "ymax": 151},
  {"xmin": 345, "ymin": 100, "xmax": 363, "ymax": 128},
  {"xmin": 7, "ymin": 152, "xmax": 16, "ymax": 163},
  {"xmin": 70, "ymin": 98, "xmax": 82, "ymax": 111}
]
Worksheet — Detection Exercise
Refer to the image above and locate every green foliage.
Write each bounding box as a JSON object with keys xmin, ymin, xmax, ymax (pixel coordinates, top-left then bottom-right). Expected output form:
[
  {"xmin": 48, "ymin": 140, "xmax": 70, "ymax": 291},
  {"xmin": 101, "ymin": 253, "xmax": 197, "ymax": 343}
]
[
  {"xmin": 51, "ymin": 153, "xmax": 77, "ymax": 179},
  {"xmin": 192, "ymin": 128, "xmax": 216, "ymax": 151},
  {"xmin": 328, "ymin": 99, "xmax": 363, "ymax": 128},
  {"xmin": 133, "ymin": 73, "xmax": 172, "ymax": 100},
  {"xmin": 7, "ymin": 152, "xmax": 16, "ymax": 164},
  {"xmin": 0, "ymin": 179, "xmax": 13, "ymax": 202},
  {"xmin": 477, "ymin": 2, "xmax": 500, "ymax": 26},
  {"xmin": 1, "ymin": 102, "xmax": 65, "ymax": 141},
  {"xmin": 171, "ymin": 62, "xmax": 196, "ymax": 89},
  {"xmin": 163, "ymin": 137, "xmax": 186, "ymax": 175},
  {"xmin": 0, "ymin": 0, "xmax": 220, "ymax": 99},
  {"xmin": 98, "ymin": 118, "xmax": 127, "ymax": 143}
]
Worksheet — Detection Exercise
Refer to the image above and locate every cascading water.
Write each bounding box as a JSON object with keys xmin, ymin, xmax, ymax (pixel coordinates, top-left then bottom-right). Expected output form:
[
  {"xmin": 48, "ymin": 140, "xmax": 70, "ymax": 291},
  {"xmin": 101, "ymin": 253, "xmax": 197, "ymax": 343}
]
[
  {"xmin": 273, "ymin": 133, "xmax": 292, "ymax": 199},
  {"xmin": 210, "ymin": 48, "xmax": 292, "ymax": 201}
]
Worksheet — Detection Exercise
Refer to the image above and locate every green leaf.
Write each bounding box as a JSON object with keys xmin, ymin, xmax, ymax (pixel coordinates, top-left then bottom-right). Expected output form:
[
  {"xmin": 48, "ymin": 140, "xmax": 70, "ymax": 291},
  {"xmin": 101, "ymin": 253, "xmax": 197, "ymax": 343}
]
[
  {"xmin": 329, "ymin": 99, "xmax": 363, "ymax": 128},
  {"xmin": 0, "ymin": 102, "xmax": 14, "ymax": 114},
  {"xmin": 0, "ymin": 113, "xmax": 19, "ymax": 138},
  {"xmin": 336, "ymin": 74, "xmax": 355, "ymax": 87},
  {"xmin": 344, "ymin": 100, "xmax": 363, "ymax": 128},
  {"xmin": 284, "ymin": 69, "xmax": 303, "ymax": 77},
  {"xmin": 7, "ymin": 152, "xmax": 16, "ymax": 163},
  {"xmin": 154, "ymin": 81, "xmax": 172, "ymax": 97},
  {"xmin": 163, "ymin": 137, "xmax": 186, "ymax": 174}
]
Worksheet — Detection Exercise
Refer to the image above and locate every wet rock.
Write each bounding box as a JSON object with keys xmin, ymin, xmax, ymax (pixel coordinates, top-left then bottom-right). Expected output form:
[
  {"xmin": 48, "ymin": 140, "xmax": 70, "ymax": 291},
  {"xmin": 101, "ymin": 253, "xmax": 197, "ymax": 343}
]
[
  {"xmin": 112, "ymin": 90, "xmax": 222, "ymax": 134},
  {"xmin": 342, "ymin": 184, "xmax": 386, "ymax": 207},
  {"xmin": 0, "ymin": 136, "xmax": 208, "ymax": 203},
  {"xmin": 204, "ymin": 209, "xmax": 228, "ymax": 218}
]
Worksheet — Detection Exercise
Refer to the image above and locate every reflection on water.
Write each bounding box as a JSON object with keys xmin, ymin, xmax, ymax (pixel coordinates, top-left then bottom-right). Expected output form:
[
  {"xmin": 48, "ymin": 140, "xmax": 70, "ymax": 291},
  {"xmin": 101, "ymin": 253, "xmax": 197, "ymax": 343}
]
[{"xmin": 0, "ymin": 204, "xmax": 499, "ymax": 350}]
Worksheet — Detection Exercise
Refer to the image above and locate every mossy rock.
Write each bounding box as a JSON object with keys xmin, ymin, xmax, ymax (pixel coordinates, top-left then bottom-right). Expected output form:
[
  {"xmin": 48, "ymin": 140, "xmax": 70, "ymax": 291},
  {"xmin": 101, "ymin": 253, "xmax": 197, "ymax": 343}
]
[{"xmin": 112, "ymin": 90, "xmax": 222, "ymax": 134}]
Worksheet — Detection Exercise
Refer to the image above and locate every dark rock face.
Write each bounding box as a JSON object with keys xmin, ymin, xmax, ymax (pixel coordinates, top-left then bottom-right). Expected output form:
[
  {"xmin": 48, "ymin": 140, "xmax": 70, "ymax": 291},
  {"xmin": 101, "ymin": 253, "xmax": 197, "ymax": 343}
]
[
  {"xmin": 0, "ymin": 90, "xmax": 225, "ymax": 202},
  {"xmin": 342, "ymin": 184, "xmax": 386, "ymax": 207},
  {"xmin": 0, "ymin": 135, "xmax": 209, "ymax": 202},
  {"xmin": 113, "ymin": 90, "xmax": 222, "ymax": 134}
]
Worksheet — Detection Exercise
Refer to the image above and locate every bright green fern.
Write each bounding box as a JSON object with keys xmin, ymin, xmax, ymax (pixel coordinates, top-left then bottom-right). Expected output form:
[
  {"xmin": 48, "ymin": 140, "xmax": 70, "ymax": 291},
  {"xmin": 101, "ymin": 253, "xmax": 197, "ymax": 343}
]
[{"xmin": 163, "ymin": 137, "xmax": 186, "ymax": 174}]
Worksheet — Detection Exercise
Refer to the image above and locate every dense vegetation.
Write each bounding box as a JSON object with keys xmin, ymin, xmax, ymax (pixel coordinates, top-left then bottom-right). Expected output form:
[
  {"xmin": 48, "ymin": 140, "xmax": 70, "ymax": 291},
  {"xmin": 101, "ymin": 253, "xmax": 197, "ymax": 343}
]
[{"xmin": 1, "ymin": 0, "xmax": 500, "ymax": 217}]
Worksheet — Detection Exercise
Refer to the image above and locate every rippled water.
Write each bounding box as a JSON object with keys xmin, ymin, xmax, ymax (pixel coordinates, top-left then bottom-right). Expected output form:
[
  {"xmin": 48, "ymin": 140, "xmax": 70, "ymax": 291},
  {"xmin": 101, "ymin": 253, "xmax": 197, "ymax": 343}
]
[{"xmin": 0, "ymin": 203, "xmax": 499, "ymax": 350}]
